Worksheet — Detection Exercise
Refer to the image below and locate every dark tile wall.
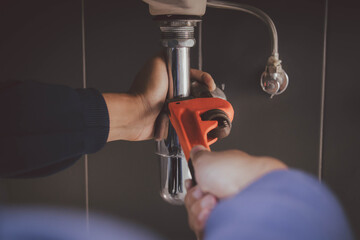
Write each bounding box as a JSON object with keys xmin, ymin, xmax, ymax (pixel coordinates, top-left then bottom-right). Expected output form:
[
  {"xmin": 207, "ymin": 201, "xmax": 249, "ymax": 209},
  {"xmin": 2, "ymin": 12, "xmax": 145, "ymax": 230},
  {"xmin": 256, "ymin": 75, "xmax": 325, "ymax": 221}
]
[
  {"xmin": 323, "ymin": 0, "xmax": 360, "ymax": 237},
  {"xmin": 0, "ymin": 0, "xmax": 358, "ymax": 239},
  {"xmin": 0, "ymin": 0, "xmax": 86, "ymax": 209}
]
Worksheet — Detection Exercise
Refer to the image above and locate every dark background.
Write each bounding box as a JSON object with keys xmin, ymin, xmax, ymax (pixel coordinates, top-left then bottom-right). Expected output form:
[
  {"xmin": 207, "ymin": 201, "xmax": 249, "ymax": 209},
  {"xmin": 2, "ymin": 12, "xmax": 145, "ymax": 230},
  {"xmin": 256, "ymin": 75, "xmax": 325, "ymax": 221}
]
[{"xmin": 0, "ymin": 0, "xmax": 359, "ymax": 239}]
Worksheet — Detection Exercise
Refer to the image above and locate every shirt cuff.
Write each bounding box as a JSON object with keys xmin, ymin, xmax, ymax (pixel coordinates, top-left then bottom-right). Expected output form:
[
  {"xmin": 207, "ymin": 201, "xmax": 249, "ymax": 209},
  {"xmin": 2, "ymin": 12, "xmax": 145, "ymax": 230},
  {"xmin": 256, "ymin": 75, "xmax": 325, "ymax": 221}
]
[{"xmin": 75, "ymin": 88, "xmax": 109, "ymax": 154}]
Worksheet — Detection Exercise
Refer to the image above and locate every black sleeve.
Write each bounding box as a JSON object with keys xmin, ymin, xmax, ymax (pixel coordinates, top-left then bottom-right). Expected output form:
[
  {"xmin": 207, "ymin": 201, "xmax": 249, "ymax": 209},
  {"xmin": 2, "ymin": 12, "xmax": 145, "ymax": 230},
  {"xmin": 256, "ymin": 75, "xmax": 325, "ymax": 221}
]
[{"xmin": 0, "ymin": 80, "xmax": 109, "ymax": 178}]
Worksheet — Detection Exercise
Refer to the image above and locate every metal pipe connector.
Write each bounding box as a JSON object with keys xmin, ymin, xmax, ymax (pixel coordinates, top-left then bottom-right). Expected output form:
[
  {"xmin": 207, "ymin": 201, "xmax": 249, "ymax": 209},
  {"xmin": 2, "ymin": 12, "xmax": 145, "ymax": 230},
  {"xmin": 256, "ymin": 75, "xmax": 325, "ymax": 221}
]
[{"xmin": 155, "ymin": 17, "xmax": 199, "ymax": 205}]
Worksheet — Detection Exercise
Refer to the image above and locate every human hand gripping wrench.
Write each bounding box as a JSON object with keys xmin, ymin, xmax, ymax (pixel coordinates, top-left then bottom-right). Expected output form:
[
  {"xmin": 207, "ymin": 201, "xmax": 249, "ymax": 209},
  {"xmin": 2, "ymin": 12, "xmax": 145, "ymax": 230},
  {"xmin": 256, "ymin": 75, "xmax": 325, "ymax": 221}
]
[{"xmin": 167, "ymin": 88, "xmax": 234, "ymax": 185}]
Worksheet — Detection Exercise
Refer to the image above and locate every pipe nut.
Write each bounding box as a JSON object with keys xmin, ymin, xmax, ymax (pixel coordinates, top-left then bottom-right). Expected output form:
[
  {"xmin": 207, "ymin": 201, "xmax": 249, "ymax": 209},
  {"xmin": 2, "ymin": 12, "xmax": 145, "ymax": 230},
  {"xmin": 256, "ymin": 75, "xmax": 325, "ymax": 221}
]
[{"xmin": 161, "ymin": 39, "xmax": 196, "ymax": 48}]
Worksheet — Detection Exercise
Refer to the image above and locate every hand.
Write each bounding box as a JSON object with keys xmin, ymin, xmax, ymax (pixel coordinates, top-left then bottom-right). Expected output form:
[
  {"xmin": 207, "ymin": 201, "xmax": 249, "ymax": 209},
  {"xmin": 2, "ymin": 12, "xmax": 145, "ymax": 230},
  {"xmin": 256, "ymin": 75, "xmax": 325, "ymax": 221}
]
[
  {"xmin": 185, "ymin": 146, "xmax": 287, "ymax": 239},
  {"xmin": 189, "ymin": 146, "xmax": 287, "ymax": 198},
  {"xmin": 185, "ymin": 180, "xmax": 217, "ymax": 240},
  {"xmin": 103, "ymin": 53, "xmax": 216, "ymax": 142}
]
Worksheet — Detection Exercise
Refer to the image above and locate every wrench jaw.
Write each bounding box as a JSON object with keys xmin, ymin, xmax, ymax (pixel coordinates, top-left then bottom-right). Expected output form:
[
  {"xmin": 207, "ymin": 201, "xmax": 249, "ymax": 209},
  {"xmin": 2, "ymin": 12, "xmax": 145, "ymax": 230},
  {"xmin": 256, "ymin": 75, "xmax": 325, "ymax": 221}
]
[
  {"xmin": 201, "ymin": 109, "xmax": 232, "ymax": 141},
  {"xmin": 168, "ymin": 97, "xmax": 234, "ymax": 161}
]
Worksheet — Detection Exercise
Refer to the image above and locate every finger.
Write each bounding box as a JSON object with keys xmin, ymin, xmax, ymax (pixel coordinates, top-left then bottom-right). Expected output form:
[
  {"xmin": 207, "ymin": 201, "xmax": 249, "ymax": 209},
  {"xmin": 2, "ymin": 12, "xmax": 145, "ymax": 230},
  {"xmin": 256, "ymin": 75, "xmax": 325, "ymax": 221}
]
[
  {"xmin": 190, "ymin": 194, "xmax": 217, "ymax": 217},
  {"xmin": 190, "ymin": 145, "xmax": 209, "ymax": 161},
  {"xmin": 189, "ymin": 194, "xmax": 217, "ymax": 230},
  {"xmin": 190, "ymin": 208, "xmax": 210, "ymax": 232},
  {"xmin": 190, "ymin": 69, "xmax": 216, "ymax": 91},
  {"xmin": 154, "ymin": 113, "xmax": 169, "ymax": 140},
  {"xmin": 184, "ymin": 185, "xmax": 204, "ymax": 211},
  {"xmin": 190, "ymin": 145, "xmax": 213, "ymax": 170},
  {"xmin": 185, "ymin": 179, "xmax": 193, "ymax": 191},
  {"xmin": 198, "ymin": 209, "xmax": 211, "ymax": 227}
]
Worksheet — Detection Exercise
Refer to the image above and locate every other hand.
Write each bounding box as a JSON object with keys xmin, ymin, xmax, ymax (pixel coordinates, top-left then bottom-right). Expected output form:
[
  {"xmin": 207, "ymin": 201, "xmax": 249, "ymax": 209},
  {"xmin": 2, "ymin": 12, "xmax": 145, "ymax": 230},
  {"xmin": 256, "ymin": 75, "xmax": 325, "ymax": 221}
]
[{"xmin": 185, "ymin": 146, "xmax": 287, "ymax": 239}]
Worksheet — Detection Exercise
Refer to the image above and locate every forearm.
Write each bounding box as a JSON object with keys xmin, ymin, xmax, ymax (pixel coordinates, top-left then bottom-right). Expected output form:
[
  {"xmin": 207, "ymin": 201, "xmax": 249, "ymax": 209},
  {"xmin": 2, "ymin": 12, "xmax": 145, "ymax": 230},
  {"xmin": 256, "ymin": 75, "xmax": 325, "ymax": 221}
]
[
  {"xmin": 102, "ymin": 93, "xmax": 142, "ymax": 142},
  {"xmin": 205, "ymin": 170, "xmax": 354, "ymax": 240}
]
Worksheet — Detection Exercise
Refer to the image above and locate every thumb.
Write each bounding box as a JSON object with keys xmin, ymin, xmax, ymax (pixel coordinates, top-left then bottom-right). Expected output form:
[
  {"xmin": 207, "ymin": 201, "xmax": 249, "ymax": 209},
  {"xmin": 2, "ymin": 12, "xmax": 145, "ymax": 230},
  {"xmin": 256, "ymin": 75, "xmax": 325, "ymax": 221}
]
[
  {"xmin": 189, "ymin": 145, "xmax": 214, "ymax": 179},
  {"xmin": 189, "ymin": 145, "xmax": 218, "ymax": 194},
  {"xmin": 190, "ymin": 145, "xmax": 209, "ymax": 164}
]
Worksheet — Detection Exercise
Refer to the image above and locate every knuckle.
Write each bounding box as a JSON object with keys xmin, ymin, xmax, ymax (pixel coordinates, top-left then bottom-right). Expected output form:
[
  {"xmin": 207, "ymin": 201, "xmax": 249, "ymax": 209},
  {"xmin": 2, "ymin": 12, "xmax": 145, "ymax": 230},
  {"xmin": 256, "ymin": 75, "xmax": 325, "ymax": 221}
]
[
  {"xmin": 202, "ymin": 72, "xmax": 211, "ymax": 77},
  {"xmin": 224, "ymin": 149, "xmax": 249, "ymax": 158},
  {"xmin": 184, "ymin": 194, "xmax": 191, "ymax": 206},
  {"xmin": 190, "ymin": 203, "xmax": 198, "ymax": 214},
  {"xmin": 184, "ymin": 193, "xmax": 194, "ymax": 207},
  {"xmin": 191, "ymin": 200, "xmax": 203, "ymax": 215}
]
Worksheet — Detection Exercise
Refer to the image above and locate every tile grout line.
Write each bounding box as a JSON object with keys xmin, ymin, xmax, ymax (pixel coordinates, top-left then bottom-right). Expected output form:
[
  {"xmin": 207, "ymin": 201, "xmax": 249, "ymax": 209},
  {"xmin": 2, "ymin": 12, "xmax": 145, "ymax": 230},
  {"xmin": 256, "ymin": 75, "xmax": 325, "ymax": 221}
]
[
  {"xmin": 81, "ymin": 0, "xmax": 90, "ymax": 230},
  {"xmin": 198, "ymin": 21, "xmax": 203, "ymax": 71},
  {"xmin": 318, "ymin": 0, "xmax": 329, "ymax": 182}
]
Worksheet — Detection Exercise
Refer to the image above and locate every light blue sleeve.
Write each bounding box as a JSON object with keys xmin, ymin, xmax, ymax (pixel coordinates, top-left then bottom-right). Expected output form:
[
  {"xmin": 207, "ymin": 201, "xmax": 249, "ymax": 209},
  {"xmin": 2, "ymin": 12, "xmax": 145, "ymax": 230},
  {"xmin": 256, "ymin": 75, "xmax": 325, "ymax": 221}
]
[
  {"xmin": 0, "ymin": 207, "xmax": 164, "ymax": 240},
  {"xmin": 205, "ymin": 169, "xmax": 354, "ymax": 240}
]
